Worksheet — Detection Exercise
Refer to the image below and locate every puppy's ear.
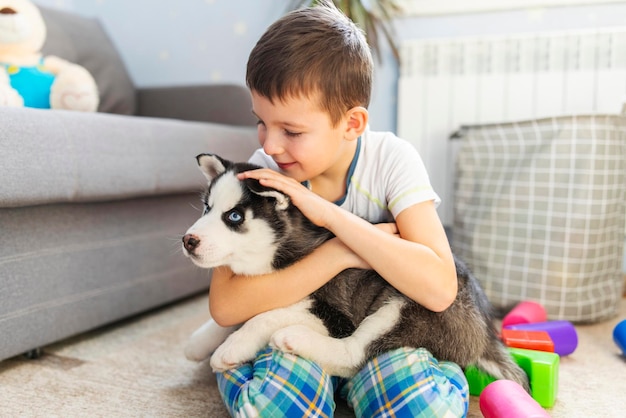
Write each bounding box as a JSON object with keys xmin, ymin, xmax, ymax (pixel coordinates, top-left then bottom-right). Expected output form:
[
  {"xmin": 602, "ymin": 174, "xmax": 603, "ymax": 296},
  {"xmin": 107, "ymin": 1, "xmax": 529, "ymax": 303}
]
[
  {"xmin": 245, "ymin": 179, "xmax": 290, "ymax": 211},
  {"xmin": 196, "ymin": 154, "xmax": 231, "ymax": 181}
]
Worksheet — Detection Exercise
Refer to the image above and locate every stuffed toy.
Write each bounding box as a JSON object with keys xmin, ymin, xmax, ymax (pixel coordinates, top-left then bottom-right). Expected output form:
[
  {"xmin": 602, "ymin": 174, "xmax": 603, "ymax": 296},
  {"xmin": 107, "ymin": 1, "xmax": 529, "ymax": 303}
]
[{"xmin": 0, "ymin": 0, "xmax": 99, "ymax": 111}]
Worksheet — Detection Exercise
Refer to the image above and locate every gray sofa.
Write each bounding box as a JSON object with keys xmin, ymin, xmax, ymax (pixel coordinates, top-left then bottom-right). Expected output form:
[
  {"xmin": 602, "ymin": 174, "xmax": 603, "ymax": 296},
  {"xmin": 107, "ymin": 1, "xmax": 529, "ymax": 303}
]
[{"xmin": 0, "ymin": 7, "xmax": 258, "ymax": 361}]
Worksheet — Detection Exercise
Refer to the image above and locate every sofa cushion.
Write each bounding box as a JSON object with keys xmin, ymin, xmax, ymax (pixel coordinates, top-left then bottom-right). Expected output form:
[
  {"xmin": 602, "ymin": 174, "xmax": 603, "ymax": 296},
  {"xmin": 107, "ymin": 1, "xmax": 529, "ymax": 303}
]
[
  {"xmin": 39, "ymin": 6, "xmax": 136, "ymax": 115},
  {"xmin": 0, "ymin": 107, "xmax": 258, "ymax": 208}
]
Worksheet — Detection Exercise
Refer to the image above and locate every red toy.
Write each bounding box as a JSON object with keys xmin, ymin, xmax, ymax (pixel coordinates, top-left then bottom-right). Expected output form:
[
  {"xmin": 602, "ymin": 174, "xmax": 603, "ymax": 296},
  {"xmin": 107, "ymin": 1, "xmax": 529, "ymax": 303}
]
[
  {"xmin": 501, "ymin": 328, "xmax": 554, "ymax": 352},
  {"xmin": 505, "ymin": 321, "xmax": 578, "ymax": 356}
]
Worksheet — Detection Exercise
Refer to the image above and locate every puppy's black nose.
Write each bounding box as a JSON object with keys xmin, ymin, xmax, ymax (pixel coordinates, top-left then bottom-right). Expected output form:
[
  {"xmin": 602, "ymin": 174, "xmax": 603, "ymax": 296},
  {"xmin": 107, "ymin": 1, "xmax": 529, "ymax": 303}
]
[{"xmin": 183, "ymin": 234, "xmax": 200, "ymax": 252}]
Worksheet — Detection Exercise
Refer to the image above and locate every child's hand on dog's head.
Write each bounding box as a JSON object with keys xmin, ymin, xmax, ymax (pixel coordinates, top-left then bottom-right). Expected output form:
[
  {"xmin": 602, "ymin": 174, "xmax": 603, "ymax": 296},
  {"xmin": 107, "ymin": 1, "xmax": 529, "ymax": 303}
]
[{"xmin": 238, "ymin": 169, "xmax": 338, "ymax": 229}]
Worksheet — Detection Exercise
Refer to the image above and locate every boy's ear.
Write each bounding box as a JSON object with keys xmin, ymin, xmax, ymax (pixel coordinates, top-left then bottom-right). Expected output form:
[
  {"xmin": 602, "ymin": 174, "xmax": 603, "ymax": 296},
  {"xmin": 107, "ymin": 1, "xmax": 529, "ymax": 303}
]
[{"xmin": 344, "ymin": 106, "xmax": 368, "ymax": 140}]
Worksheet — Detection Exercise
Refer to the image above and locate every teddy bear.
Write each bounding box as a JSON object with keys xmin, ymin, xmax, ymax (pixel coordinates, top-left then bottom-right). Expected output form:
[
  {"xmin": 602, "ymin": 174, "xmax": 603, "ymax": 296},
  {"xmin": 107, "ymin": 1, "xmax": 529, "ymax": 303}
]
[{"xmin": 0, "ymin": 0, "xmax": 99, "ymax": 111}]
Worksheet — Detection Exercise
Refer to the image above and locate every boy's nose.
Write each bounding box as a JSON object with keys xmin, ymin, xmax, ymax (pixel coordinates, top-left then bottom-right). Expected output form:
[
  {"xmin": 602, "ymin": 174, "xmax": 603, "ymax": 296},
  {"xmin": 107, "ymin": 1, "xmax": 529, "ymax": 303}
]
[{"xmin": 262, "ymin": 133, "xmax": 284, "ymax": 156}]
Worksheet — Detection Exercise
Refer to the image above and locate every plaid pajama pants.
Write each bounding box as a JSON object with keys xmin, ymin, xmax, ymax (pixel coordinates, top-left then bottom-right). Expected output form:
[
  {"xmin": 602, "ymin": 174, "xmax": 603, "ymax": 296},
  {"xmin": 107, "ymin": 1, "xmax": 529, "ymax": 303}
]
[{"xmin": 216, "ymin": 346, "xmax": 469, "ymax": 417}]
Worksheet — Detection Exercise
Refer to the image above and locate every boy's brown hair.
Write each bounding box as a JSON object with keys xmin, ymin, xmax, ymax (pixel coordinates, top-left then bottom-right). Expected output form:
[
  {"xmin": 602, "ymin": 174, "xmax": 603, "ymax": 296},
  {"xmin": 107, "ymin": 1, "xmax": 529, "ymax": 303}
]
[{"xmin": 246, "ymin": 0, "xmax": 373, "ymax": 126}]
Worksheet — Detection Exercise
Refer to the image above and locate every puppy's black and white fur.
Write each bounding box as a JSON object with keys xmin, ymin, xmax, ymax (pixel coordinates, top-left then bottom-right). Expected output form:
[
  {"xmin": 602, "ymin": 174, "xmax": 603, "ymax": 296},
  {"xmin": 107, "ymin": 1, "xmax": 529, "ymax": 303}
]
[{"xmin": 182, "ymin": 154, "xmax": 529, "ymax": 390}]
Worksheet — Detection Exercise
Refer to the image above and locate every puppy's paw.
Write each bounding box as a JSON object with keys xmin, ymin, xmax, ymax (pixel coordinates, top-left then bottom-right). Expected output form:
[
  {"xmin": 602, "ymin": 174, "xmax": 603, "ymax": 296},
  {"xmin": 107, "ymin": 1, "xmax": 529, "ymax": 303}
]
[
  {"xmin": 184, "ymin": 320, "xmax": 237, "ymax": 363},
  {"xmin": 184, "ymin": 339, "xmax": 211, "ymax": 362},
  {"xmin": 209, "ymin": 351, "xmax": 241, "ymax": 372},
  {"xmin": 209, "ymin": 336, "xmax": 255, "ymax": 372},
  {"xmin": 270, "ymin": 325, "xmax": 316, "ymax": 355}
]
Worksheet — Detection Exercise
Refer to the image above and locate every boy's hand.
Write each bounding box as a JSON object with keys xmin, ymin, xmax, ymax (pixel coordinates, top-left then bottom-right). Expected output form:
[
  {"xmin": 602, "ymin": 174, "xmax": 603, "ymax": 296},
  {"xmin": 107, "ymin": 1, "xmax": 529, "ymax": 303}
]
[
  {"xmin": 238, "ymin": 169, "xmax": 400, "ymax": 272},
  {"xmin": 374, "ymin": 222, "xmax": 398, "ymax": 236},
  {"xmin": 238, "ymin": 168, "xmax": 336, "ymax": 228},
  {"xmin": 329, "ymin": 224, "xmax": 397, "ymax": 270}
]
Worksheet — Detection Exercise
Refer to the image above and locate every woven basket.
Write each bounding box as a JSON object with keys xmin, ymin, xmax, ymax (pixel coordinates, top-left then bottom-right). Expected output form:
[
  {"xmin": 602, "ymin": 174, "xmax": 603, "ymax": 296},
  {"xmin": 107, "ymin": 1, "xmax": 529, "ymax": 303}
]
[{"xmin": 453, "ymin": 114, "xmax": 626, "ymax": 323}]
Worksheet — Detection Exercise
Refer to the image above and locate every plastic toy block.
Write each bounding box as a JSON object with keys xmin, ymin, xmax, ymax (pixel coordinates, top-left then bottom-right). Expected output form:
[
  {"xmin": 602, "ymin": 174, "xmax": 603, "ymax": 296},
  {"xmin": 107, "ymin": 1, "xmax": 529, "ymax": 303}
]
[
  {"xmin": 506, "ymin": 320, "xmax": 578, "ymax": 356},
  {"xmin": 464, "ymin": 364, "xmax": 497, "ymax": 396},
  {"xmin": 501, "ymin": 328, "xmax": 555, "ymax": 352},
  {"xmin": 502, "ymin": 301, "xmax": 547, "ymax": 329},
  {"xmin": 480, "ymin": 379, "xmax": 550, "ymax": 418},
  {"xmin": 614, "ymin": 319, "xmax": 626, "ymax": 354},
  {"xmin": 508, "ymin": 347, "xmax": 559, "ymax": 408}
]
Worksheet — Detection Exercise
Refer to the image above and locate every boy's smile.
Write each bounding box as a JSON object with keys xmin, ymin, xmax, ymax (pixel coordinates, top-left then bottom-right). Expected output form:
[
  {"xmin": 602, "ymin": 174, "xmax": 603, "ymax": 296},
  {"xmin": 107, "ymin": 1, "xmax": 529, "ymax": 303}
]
[
  {"xmin": 250, "ymin": 90, "xmax": 361, "ymax": 194},
  {"xmin": 275, "ymin": 161, "xmax": 296, "ymax": 171}
]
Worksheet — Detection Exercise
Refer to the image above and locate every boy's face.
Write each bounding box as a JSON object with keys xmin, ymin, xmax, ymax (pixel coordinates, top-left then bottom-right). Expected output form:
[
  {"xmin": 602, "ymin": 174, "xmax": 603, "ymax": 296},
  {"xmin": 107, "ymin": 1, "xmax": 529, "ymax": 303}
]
[{"xmin": 251, "ymin": 90, "xmax": 356, "ymax": 183}]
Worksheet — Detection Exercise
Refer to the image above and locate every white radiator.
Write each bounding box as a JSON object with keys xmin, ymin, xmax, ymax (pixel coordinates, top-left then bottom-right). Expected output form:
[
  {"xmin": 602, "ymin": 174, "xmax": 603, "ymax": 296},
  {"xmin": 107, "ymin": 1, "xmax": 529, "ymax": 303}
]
[{"xmin": 397, "ymin": 28, "xmax": 626, "ymax": 226}]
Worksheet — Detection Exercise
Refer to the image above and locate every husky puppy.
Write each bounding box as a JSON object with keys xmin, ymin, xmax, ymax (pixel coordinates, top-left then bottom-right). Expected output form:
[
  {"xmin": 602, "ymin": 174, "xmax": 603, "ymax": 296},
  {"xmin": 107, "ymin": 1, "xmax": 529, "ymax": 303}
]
[{"xmin": 182, "ymin": 154, "xmax": 529, "ymax": 390}]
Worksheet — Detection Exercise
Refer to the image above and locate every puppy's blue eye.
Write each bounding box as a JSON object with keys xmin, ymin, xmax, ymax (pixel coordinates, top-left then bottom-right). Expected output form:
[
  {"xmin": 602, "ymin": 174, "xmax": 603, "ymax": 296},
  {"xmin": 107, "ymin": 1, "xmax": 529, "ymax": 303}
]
[{"xmin": 224, "ymin": 209, "xmax": 244, "ymax": 226}]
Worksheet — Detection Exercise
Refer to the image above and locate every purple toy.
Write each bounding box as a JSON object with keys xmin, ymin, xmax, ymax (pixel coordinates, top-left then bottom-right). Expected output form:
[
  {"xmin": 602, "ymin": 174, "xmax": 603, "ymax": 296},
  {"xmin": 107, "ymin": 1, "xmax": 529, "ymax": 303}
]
[
  {"xmin": 480, "ymin": 379, "xmax": 550, "ymax": 418},
  {"xmin": 614, "ymin": 319, "xmax": 626, "ymax": 354},
  {"xmin": 505, "ymin": 320, "xmax": 578, "ymax": 356}
]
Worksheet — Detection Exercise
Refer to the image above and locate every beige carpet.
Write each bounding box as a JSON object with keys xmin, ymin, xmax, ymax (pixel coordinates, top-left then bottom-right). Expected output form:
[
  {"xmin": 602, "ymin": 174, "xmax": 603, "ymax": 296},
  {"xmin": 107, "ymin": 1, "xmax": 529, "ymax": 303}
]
[{"xmin": 1, "ymin": 294, "xmax": 625, "ymax": 417}]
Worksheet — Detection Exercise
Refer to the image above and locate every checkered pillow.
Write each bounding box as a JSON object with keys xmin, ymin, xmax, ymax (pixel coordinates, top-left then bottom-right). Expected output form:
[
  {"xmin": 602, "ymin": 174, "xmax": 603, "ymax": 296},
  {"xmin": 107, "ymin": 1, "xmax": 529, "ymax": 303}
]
[{"xmin": 453, "ymin": 114, "xmax": 626, "ymax": 323}]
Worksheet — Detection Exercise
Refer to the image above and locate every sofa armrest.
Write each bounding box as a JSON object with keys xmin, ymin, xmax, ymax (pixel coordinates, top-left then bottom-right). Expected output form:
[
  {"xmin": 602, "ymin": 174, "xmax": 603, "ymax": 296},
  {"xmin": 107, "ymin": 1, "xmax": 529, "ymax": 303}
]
[{"xmin": 136, "ymin": 84, "xmax": 257, "ymax": 127}]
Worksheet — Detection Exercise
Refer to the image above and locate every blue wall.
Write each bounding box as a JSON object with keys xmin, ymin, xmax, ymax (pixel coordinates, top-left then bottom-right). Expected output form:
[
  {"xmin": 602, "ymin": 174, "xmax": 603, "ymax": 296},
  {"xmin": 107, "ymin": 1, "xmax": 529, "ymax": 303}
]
[
  {"xmin": 33, "ymin": 1, "xmax": 626, "ymax": 133},
  {"xmin": 34, "ymin": 1, "xmax": 284, "ymax": 87}
]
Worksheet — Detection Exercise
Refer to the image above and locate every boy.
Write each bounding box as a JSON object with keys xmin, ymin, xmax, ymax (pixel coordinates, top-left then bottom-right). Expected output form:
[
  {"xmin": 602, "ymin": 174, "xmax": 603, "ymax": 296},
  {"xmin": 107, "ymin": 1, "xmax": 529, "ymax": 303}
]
[{"xmin": 209, "ymin": 1, "xmax": 469, "ymax": 416}]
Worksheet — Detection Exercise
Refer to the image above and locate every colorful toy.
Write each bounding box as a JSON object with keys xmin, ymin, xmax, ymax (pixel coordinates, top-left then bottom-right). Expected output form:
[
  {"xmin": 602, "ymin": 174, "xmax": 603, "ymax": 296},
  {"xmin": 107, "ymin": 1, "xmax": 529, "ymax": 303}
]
[
  {"xmin": 0, "ymin": 0, "xmax": 99, "ymax": 111},
  {"xmin": 502, "ymin": 301, "xmax": 547, "ymax": 328},
  {"xmin": 509, "ymin": 347, "xmax": 559, "ymax": 408},
  {"xmin": 466, "ymin": 300, "xmax": 562, "ymax": 410},
  {"xmin": 501, "ymin": 328, "xmax": 554, "ymax": 352},
  {"xmin": 464, "ymin": 364, "xmax": 497, "ymax": 396},
  {"xmin": 505, "ymin": 320, "xmax": 578, "ymax": 356},
  {"xmin": 465, "ymin": 347, "xmax": 559, "ymax": 407},
  {"xmin": 614, "ymin": 319, "xmax": 626, "ymax": 354},
  {"xmin": 480, "ymin": 379, "xmax": 550, "ymax": 418}
]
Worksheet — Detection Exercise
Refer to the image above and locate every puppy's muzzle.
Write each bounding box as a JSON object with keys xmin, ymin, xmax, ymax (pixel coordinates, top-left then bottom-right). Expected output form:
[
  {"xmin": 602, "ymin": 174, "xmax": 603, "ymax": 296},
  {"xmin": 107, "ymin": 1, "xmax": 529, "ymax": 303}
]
[{"xmin": 182, "ymin": 234, "xmax": 201, "ymax": 254}]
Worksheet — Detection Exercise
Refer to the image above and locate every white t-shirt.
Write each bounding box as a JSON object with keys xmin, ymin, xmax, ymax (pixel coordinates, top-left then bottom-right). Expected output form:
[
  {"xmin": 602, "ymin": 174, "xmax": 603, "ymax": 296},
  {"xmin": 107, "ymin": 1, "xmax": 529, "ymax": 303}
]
[{"xmin": 248, "ymin": 128, "xmax": 440, "ymax": 224}]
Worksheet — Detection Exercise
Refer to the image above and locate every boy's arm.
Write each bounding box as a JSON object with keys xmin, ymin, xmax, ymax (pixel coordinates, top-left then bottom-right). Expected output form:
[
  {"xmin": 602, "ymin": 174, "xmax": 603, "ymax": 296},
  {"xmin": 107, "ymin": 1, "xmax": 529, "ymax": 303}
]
[
  {"xmin": 326, "ymin": 200, "xmax": 457, "ymax": 312},
  {"xmin": 240, "ymin": 169, "xmax": 458, "ymax": 313},
  {"xmin": 208, "ymin": 236, "xmax": 364, "ymax": 327}
]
